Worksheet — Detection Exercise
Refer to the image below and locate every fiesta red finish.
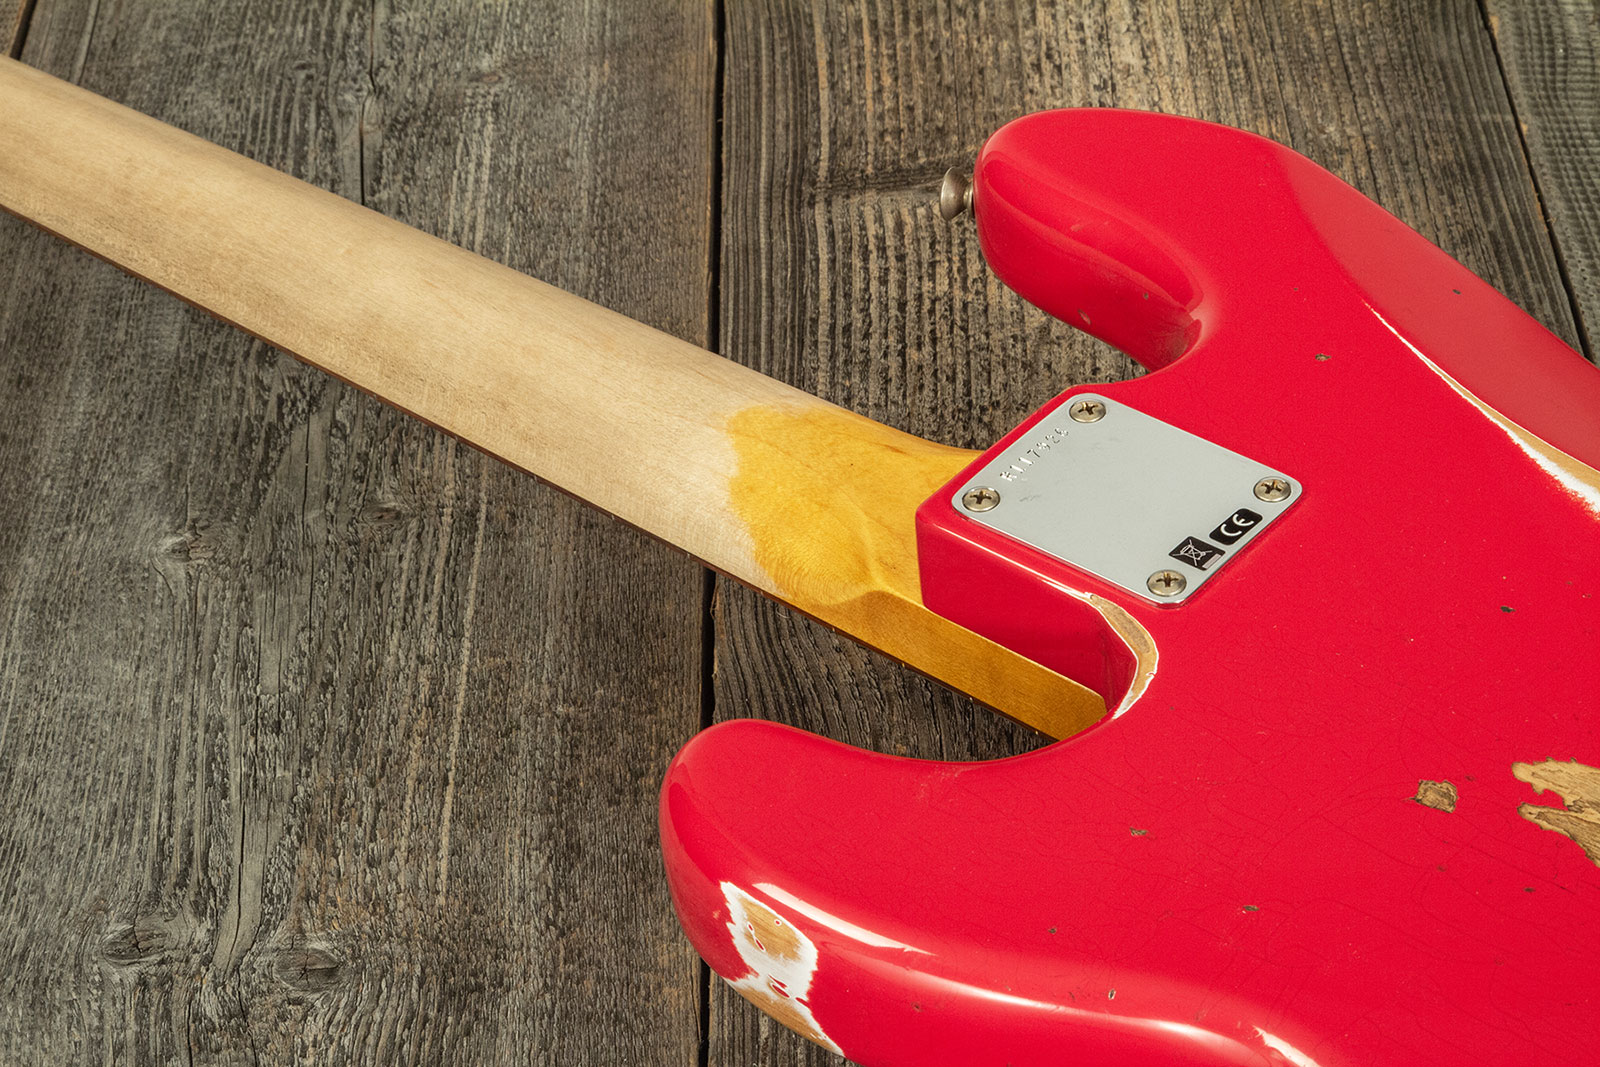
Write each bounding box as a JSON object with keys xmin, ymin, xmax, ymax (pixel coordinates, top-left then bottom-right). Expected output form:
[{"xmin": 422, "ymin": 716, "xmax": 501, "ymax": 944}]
[{"xmin": 661, "ymin": 110, "xmax": 1600, "ymax": 1066}]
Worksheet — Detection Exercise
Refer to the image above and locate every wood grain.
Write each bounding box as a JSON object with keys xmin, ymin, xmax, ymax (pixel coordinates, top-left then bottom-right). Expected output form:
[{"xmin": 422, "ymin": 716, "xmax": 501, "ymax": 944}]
[
  {"xmin": 710, "ymin": 0, "xmax": 1584, "ymax": 1063},
  {"xmin": 0, "ymin": 1, "xmax": 1590, "ymax": 1065},
  {"xmin": 1486, "ymin": 0, "xmax": 1599, "ymax": 358},
  {"xmin": 0, "ymin": 1, "xmax": 712, "ymax": 1062},
  {"xmin": 0, "ymin": 54, "xmax": 1106, "ymax": 738},
  {"xmin": 5, "ymin": 0, "xmax": 26, "ymax": 57}
]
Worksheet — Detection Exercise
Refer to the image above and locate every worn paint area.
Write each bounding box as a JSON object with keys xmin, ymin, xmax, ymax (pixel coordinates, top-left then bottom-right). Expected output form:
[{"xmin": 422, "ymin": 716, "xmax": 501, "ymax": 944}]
[
  {"xmin": 1372, "ymin": 307, "xmax": 1600, "ymax": 515},
  {"xmin": 1413, "ymin": 779, "xmax": 1457, "ymax": 812},
  {"xmin": 1513, "ymin": 760, "xmax": 1600, "ymax": 868},
  {"xmin": 726, "ymin": 403, "xmax": 977, "ymax": 607},
  {"xmin": 1255, "ymin": 1027, "xmax": 1324, "ymax": 1067},
  {"xmin": 724, "ymin": 403, "xmax": 1117, "ymax": 739},
  {"xmin": 720, "ymin": 883, "xmax": 842, "ymax": 1055},
  {"xmin": 1083, "ymin": 591, "xmax": 1158, "ymax": 717}
]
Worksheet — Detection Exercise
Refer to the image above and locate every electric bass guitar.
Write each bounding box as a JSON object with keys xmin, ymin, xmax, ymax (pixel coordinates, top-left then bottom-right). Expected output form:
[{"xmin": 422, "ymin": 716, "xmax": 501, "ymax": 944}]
[{"xmin": 2, "ymin": 58, "xmax": 1595, "ymax": 1067}]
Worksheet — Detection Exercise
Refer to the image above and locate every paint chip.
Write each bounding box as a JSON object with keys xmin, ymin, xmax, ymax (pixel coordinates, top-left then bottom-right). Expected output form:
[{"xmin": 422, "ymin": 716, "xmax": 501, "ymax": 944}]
[
  {"xmin": 1414, "ymin": 779, "xmax": 1458, "ymax": 812},
  {"xmin": 1257, "ymin": 1027, "xmax": 1324, "ymax": 1067},
  {"xmin": 721, "ymin": 884, "xmax": 842, "ymax": 1054},
  {"xmin": 1513, "ymin": 760, "xmax": 1600, "ymax": 869}
]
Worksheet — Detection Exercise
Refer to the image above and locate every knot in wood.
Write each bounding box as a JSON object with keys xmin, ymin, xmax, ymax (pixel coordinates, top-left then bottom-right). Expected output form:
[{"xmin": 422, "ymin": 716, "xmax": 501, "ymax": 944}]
[
  {"xmin": 274, "ymin": 944, "xmax": 346, "ymax": 995},
  {"xmin": 100, "ymin": 916, "xmax": 187, "ymax": 968}
]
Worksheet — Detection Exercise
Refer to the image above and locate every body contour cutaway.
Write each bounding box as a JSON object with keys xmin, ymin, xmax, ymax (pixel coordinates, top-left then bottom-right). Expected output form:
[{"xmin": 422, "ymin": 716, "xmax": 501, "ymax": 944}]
[{"xmin": 662, "ymin": 110, "xmax": 1600, "ymax": 1067}]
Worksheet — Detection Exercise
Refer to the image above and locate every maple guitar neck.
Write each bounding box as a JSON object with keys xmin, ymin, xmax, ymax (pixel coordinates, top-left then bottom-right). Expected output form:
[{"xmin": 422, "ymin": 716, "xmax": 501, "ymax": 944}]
[{"xmin": 0, "ymin": 57, "xmax": 1104, "ymax": 739}]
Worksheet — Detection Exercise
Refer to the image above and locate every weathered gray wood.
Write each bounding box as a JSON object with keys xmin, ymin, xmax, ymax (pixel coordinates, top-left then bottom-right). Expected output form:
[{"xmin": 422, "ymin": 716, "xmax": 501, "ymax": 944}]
[
  {"xmin": 5, "ymin": 0, "xmax": 25, "ymax": 57},
  {"xmin": 710, "ymin": 0, "xmax": 1584, "ymax": 1063},
  {"xmin": 0, "ymin": 1, "xmax": 711, "ymax": 1063},
  {"xmin": 1486, "ymin": 0, "xmax": 1599, "ymax": 359},
  {"xmin": 3, "ymin": 1, "xmax": 1593, "ymax": 1065}
]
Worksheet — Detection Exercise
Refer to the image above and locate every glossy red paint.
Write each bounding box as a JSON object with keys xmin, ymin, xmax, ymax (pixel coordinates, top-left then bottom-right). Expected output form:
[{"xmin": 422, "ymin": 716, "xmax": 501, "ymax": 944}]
[{"xmin": 662, "ymin": 110, "xmax": 1600, "ymax": 1065}]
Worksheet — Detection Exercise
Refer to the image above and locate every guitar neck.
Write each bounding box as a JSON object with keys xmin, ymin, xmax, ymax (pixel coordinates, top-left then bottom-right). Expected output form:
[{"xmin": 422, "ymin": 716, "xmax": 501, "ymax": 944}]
[{"xmin": 0, "ymin": 57, "xmax": 1106, "ymax": 738}]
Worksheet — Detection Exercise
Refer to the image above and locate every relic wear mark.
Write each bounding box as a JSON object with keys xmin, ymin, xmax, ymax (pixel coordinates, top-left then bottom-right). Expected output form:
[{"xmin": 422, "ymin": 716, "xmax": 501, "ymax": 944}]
[
  {"xmin": 725, "ymin": 404, "xmax": 1151, "ymax": 740},
  {"xmin": 1400, "ymin": 333, "xmax": 1600, "ymax": 517},
  {"xmin": 1413, "ymin": 779, "xmax": 1457, "ymax": 813},
  {"xmin": 726, "ymin": 403, "xmax": 969, "ymax": 608},
  {"xmin": 722, "ymin": 883, "xmax": 842, "ymax": 1055},
  {"xmin": 1513, "ymin": 760, "xmax": 1600, "ymax": 868}
]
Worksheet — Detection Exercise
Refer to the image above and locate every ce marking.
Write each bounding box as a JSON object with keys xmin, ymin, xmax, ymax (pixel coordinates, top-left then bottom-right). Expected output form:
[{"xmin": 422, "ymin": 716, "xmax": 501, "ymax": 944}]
[{"xmin": 1209, "ymin": 507, "xmax": 1263, "ymax": 546}]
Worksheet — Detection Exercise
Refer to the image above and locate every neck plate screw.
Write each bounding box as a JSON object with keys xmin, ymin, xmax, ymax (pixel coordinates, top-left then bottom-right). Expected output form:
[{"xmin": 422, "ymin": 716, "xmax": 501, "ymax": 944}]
[
  {"xmin": 1069, "ymin": 399, "xmax": 1107, "ymax": 423},
  {"xmin": 1147, "ymin": 569, "xmax": 1187, "ymax": 597},
  {"xmin": 1254, "ymin": 477, "xmax": 1291, "ymax": 502},
  {"xmin": 961, "ymin": 486, "xmax": 1001, "ymax": 512}
]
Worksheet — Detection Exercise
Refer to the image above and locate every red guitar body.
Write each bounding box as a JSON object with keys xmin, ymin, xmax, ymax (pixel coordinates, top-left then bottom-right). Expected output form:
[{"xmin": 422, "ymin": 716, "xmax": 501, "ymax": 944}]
[{"xmin": 661, "ymin": 111, "xmax": 1600, "ymax": 1066}]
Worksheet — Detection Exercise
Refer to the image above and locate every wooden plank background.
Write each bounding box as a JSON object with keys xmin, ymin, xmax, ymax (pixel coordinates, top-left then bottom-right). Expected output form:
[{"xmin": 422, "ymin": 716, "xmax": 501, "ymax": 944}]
[{"xmin": 0, "ymin": 1, "xmax": 1593, "ymax": 1064}]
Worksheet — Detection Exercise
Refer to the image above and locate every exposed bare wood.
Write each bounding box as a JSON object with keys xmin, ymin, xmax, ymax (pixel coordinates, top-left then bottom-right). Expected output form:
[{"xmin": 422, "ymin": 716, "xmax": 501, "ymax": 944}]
[{"xmin": 1514, "ymin": 759, "xmax": 1600, "ymax": 866}]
